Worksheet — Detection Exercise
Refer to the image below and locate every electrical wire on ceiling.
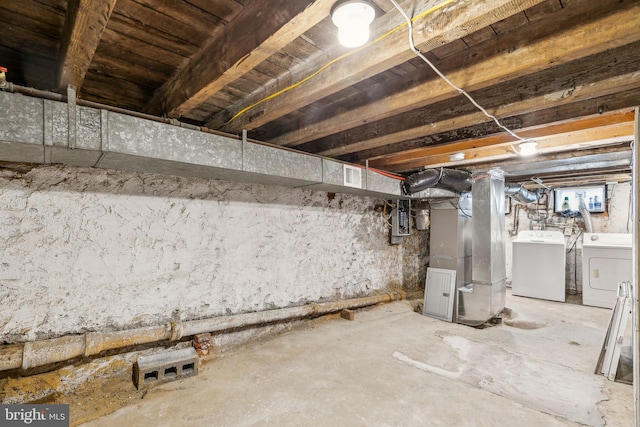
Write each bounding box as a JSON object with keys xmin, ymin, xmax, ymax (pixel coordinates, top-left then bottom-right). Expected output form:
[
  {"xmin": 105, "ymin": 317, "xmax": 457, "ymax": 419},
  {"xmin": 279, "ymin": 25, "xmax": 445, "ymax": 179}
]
[
  {"xmin": 389, "ymin": 0, "xmax": 530, "ymax": 147},
  {"xmin": 225, "ymin": 0, "xmax": 456, "ymax": 125}
]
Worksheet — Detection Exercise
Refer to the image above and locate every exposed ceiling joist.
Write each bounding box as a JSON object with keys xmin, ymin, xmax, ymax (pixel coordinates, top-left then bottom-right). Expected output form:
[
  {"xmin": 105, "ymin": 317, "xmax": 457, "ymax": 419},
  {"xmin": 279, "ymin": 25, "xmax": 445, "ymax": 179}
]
[
  {"xmin": 373, "ymin": 110, "xmax": 635, "ymax": 171},
  {"xmin": 4, "ymin": 0, "xmax": 640, "ymax": 187},
  {"xmin": 211, "ymin": 0, "xmax": 546, "ymax": 133},
  {"xmin": 317, "ymin": 70, "xmax": 640, "ymax": 158},
  {"xmin": 344, "ymin": 84, "xmax": 640, "ymax": 165},
  {"xmin": 273, "ymin": 0, "xmax": 640, "ymax": 150},
  {"xmin": 146, "ymin": 0, "xmax": 330, "ymax": 118},
  {"xmin": 58, "ymin": 0, "xmax": 117, "ymax": 90},
  {"xmin": 524, "ymin": 173, "xmax": 631, "ymax": 187},
  {"xmin": 503, "ymin": 151, "xmax": 631, "ymax": 180},
  {"xmin": 312, "ymin": 15, "xmax": 640, "ymax": 159},
  {"xmin": 491, "ymin": 145, "xmax": 633, "ymax": 186},
  {"xmin": 468, "ymin": 144, "xmax": 631, "ymax": 174},
  {"xmin": 411, "ymin": 123, "xmax": 632, "ymax": 170}
]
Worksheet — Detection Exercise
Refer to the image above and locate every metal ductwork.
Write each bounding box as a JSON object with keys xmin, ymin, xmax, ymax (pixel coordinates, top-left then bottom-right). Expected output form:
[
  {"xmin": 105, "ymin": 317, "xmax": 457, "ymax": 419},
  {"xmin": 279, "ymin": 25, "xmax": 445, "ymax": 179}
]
[
  {"xmin": 0, "ymin": 90, "xmax": 458, "ymax": 201},
  {"xmin": 402, "ymin": 168, "xmax": 472, "ymax": 195},
  {"xmin": 504, "ymin": 183, "xmax": 540, "ymax": 204},
  {"xmin": 404, "ymin": 170, "xmax": 541, "ymax": 205},
  {"xmin": 457, "ymin": 169, "xmax": 507, "ymax": 326}
]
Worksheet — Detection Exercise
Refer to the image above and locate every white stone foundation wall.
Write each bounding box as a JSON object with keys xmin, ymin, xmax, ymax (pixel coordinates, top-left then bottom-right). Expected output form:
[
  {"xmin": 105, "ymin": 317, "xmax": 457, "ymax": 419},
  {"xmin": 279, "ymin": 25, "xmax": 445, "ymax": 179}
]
[{"xmin": 0, "ymin": 165, "xmax": 407, "ymax": 343}]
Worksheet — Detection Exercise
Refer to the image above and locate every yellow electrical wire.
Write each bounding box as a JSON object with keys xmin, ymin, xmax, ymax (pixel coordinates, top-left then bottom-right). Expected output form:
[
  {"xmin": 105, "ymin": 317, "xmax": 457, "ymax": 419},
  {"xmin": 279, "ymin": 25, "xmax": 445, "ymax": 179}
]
[{"xmin": 225, "ymin": 0, "xmax": 457, "ymax": 125}]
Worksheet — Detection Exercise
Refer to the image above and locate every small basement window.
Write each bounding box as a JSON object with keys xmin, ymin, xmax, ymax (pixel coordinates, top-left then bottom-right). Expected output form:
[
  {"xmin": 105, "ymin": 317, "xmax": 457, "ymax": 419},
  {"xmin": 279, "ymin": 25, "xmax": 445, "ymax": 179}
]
[{"xmin": 554, "ymin": 185, "xmax": 605, "ymax": 213}]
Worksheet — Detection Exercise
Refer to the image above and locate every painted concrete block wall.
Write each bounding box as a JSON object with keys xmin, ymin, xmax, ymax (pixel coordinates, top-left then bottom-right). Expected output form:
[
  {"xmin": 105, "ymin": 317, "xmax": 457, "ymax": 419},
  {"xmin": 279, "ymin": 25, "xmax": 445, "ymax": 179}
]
[
  {"xmin": 0, "ymin": 165, "xmax": 412, "ymax": 344},
  {"xmin": 504, "ymin": 182, "xmax": 632, "ymax": 294}
]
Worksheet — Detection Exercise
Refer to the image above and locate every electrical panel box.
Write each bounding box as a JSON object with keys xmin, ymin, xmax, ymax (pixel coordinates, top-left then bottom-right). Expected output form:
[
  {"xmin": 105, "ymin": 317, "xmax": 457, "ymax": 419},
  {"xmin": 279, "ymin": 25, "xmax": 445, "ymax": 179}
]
[{"xmin": 392, "ymin": 200, "xmax": 410, "ymax": 237}]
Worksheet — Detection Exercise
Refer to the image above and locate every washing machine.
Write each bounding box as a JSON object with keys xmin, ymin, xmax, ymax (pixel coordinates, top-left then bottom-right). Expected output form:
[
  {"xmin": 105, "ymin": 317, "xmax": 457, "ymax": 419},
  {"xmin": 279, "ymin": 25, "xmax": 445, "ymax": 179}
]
[
  {"xmin": 582, "ymin": 233, "xmax": 632, "ymax": 309},
  {"xmin": 512, "ymin": 230, "xmax": 566, "ymax": 302}
]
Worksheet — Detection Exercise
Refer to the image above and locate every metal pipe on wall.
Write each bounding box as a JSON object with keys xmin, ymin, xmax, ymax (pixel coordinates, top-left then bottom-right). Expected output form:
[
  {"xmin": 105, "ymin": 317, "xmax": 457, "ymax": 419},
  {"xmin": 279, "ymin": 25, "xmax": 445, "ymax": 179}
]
[{"xmin": 0, "ymin": 292, "xmax": 403, "ymax": 372}]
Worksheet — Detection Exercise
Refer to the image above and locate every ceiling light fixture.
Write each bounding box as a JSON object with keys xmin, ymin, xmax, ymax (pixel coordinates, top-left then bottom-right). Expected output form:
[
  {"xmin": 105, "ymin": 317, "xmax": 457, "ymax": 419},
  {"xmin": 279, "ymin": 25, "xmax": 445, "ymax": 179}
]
[
  {"xmin": 449, "ymin": 152, "xmax": 465, "ymax": 162},
  {"xmin": 331, "ymin": 0, "xmax": 375, "ymax": 48},
  {"xmin": 518, "ymin": 141, "xmax": 538, "ymax": 156}
]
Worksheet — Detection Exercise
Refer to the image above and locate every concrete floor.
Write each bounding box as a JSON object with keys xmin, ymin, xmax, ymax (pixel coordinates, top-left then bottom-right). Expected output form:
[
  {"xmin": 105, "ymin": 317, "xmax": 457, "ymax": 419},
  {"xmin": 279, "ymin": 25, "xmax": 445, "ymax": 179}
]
[{"xmin": 81, "ymin": 292, "xmax": 634, "ymax": 427}]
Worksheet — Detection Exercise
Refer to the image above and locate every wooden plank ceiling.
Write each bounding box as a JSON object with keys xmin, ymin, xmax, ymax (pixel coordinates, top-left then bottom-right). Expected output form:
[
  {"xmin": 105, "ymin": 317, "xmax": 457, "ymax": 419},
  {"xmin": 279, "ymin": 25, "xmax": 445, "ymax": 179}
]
[{"xmin": 1, "ymin": 0, "xmax": 638, "ymax": 186}]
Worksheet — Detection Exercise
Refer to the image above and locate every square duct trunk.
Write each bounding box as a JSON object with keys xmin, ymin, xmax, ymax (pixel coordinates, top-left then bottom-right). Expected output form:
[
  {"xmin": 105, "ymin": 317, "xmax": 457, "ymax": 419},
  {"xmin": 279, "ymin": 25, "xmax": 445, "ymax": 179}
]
[{"xmin": 458, "ymin": 170, "xmax": 506, "ymax": 326}]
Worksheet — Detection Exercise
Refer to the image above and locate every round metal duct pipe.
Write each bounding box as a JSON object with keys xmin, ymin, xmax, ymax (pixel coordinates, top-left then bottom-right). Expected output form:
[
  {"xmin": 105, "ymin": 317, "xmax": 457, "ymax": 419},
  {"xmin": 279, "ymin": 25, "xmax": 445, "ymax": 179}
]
[
  {"xmin": 504, "ymin": 183, "xmax": 540, "ymax": 204},
  {"xmin": 402, "ymin": 168, "xmax": 472, "ymax": 194}
]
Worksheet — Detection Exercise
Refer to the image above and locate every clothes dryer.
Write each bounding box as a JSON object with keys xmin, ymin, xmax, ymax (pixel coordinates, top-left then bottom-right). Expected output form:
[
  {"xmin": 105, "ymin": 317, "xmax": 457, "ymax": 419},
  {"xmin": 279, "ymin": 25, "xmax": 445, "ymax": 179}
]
[{"xmin": 582, "ymin": 233, "xmax": 632, "ymax": 309}]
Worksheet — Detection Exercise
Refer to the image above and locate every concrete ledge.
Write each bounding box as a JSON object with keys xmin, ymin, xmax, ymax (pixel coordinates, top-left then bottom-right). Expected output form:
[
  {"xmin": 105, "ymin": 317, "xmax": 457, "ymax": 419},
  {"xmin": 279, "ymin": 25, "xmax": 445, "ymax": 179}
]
[{"xmin": 134, "ymin": 347, "xmax": 199, "ymax": 390}]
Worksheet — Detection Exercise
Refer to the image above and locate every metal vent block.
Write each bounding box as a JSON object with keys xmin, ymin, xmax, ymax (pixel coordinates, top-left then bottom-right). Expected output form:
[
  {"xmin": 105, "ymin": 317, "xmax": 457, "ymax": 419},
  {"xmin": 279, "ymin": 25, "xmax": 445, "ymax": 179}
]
[
  {"xmin": 343, "ymin": 164, "xmax": 362, "ymax": 188},
  {"xmin": 134, "ymin": 347, "xmax": 199, "ymax": 390}
]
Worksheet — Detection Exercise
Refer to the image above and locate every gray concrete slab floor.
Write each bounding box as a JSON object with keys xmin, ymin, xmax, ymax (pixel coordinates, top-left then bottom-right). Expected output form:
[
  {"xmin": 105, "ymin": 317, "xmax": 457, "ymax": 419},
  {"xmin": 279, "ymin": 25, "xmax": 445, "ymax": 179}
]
[{"xmin": 81, "ymin": 292, "xmax": 634, "ymax": 426}]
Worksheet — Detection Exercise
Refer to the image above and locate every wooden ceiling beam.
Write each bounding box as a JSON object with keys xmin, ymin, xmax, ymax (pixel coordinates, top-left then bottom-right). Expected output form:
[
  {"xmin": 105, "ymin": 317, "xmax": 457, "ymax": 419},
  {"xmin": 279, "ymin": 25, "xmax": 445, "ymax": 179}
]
[
  {"xmin": 345, "ymin": 84, "xmax": 640, "ymax": 163},
  {"xmin": 216, "ymin": 0, "xmax": 546, "ymax": 133},
  {"xmin": 146, "ymin": 0, "xmax": 330, "ymax": 118},
  {"xmin": 378, "ymin": 116, "xmax": 635, "ymax": 172},
  {"xmin": 58, "ymin": 0, "xmax": 117, "ymax": 91},
  {"xmin": 374, "ymin": 109, "xmax": 634, "ymax": 160},
  {"xmin": 273, "ymin": 0, "xmax": 640, "ymax": 149},
  {"xmin": 515, "ymin": 174, "xmax": 632, "ymax": 187},
  {"xmin": 466, "ymin": 144, "xmax": 631, "ymax": 174},
  {"xmin": 318, "ymin": 68, "xmax": 640, "ymax": 158}
]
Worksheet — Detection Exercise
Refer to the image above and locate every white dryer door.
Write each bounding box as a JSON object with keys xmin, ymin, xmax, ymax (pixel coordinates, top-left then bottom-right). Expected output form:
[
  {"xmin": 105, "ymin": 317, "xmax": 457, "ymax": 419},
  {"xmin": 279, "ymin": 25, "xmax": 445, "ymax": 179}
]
[{"xmin": 587, "ymin": 257, "xmax": 632, "ymax": 292}]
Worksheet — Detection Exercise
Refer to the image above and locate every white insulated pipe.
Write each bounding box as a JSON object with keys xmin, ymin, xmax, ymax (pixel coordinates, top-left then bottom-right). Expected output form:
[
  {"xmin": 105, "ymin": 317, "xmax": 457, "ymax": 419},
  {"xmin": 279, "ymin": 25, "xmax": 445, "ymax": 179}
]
[{"xmin": 1, "ymin": 292, "xmax": 403, "ymax": 371}]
